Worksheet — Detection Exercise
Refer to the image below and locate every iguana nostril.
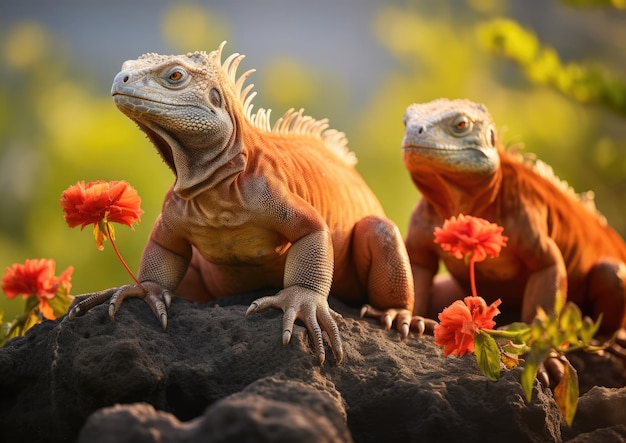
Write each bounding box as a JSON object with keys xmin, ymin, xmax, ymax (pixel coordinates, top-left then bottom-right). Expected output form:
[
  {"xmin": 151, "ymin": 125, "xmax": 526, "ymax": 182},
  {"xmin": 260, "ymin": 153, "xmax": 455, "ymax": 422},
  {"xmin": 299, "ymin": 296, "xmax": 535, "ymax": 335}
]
[
  {"xmin": 418, "ymin": 126, "xmax": 425, "ymax": 134},
  {"xmin": 112, "ymin": 71, "xmax": 131, "ymax": 85}
]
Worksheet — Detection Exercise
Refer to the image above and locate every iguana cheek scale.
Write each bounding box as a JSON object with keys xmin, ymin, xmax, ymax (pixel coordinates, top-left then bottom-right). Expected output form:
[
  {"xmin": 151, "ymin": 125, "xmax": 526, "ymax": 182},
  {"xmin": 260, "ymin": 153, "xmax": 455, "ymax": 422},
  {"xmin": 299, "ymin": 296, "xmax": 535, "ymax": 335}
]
[
  {"xmin": 67, "ymin": 42, "xmax": 431, "ymax": 365},
  {"xmin": 403, "ymin": 98, "xmax": 626, "ymax": 337}
]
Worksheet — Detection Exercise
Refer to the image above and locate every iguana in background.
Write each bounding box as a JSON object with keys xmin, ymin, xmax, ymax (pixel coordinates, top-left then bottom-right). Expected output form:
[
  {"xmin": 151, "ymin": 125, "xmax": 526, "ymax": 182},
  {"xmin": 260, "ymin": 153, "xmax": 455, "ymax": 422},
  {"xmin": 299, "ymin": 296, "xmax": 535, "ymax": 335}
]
[
  {"xmin": 68, "ymin": 42, "xmax": 425, "ymax": 365},
  {"xmin": 402, "ymin": 98, "xmax": 626, "ymax": 339}
]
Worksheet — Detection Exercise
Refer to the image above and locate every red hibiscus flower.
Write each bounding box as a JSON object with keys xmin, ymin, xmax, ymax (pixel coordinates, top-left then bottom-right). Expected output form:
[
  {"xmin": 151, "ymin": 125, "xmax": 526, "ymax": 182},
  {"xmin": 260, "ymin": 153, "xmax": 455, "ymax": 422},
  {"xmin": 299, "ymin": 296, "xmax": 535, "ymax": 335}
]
[
  {"xmin": 434, "ymin": 214, "xmax": 508, "ymax": 297},
  {"xmin": 434, "ymin": 296, "xmax": 502, "ymax": 356},
  {"xmin": 434, "ymin": 214, "xmax": 508, "ymax": 263},
  {"xmin": 2, "ymin": 258, "xmax": 73, "ymax": 320},
  {"xmin": 60, "ymin": 180, "xmax": 144, "ymax": 289},
  {"xmin": 60, "ymin": 180, "xmax": 143, "ymax": 250}
]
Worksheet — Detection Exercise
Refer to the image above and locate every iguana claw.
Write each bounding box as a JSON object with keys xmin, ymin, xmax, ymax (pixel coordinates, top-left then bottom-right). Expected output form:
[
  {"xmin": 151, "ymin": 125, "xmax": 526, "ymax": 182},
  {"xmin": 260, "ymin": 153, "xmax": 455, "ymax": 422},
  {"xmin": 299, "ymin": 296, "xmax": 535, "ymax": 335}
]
[
  {"xmin": 360, "ymin": 304, "xmax": 419, "ymax": 339},
  {"xmin": 401, "ymin": 322, "xmax": 411, "ymax": 338}
]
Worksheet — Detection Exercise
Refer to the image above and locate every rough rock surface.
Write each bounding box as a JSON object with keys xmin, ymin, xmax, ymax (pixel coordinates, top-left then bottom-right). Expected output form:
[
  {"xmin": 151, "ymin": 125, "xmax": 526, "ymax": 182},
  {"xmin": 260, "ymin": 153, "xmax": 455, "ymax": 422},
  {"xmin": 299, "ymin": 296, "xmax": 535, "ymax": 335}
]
[{"xmin": 0, "ymin": 293, "xmax": 624, "ymax": 443}]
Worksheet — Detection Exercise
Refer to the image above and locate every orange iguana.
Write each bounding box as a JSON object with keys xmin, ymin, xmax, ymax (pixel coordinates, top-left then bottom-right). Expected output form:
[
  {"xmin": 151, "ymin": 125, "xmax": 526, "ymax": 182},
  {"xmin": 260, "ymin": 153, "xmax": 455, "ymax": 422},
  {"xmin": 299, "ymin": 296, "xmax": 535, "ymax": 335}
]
[
  {"xmin": 402, "ymin": 98, "xmax": 626, "ymax": 336},
  {"xmin": 68, "ymin": 42, "xmax": 424, "ymax": 364}
]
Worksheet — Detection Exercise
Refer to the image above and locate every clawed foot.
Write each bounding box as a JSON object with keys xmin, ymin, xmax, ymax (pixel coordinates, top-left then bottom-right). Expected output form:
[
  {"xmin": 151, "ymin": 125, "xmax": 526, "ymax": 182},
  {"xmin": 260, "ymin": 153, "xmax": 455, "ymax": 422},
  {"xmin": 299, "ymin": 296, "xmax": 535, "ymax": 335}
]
[
  {"xmin": 359, "ymin": 304, "xmax": 438, "ymax": 339},
  {"xmin": 536, "ymin": 330, "xmax": 626, "ymax": 389},
  {"xmin": 67, "ymin": 282, "xmax": 173, "ymax": 330},
  {"xmin": 245, "ymin": 287, "xmax": 343, "ymax": 365},
  {"xmin": 537, "ymin": 353, "xmax": 566, "ymax": 389}
]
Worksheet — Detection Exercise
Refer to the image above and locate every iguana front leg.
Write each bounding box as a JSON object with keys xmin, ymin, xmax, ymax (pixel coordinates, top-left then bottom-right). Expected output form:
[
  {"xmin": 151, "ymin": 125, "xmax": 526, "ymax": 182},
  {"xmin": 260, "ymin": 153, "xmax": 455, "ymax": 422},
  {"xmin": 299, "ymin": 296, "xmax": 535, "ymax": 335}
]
[
  {"xmin": 354, "ymin": 216, "xmax": 435, "ymax": 337},
  {"xmin": 521, "ymin": 237, "xmax": 568, "ymax": 323},
  {"xmin": 246, "ymin": 229, "xmax": 343, "ymax": 365}
]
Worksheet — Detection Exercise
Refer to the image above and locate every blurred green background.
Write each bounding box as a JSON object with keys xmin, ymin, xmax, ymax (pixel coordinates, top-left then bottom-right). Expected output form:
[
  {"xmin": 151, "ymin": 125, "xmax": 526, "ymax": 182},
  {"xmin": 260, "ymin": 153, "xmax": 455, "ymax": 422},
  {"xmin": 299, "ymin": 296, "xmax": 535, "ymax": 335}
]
[{"xmin": 1, "ymin": 0, "xmax": 625, "ymax": 320}]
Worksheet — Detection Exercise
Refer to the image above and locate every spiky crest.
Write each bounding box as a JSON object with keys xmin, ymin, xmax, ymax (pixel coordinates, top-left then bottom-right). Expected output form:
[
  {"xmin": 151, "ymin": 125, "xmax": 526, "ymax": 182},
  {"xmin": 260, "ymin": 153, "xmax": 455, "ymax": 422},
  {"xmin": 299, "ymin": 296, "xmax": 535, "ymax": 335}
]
[
  {"xmin": 507, "ymin": 148, "xmax": 606, "ymax": 225},
  {"xmin": 215, "ymin": 42, "xmax": 357, "ymax": 166}
]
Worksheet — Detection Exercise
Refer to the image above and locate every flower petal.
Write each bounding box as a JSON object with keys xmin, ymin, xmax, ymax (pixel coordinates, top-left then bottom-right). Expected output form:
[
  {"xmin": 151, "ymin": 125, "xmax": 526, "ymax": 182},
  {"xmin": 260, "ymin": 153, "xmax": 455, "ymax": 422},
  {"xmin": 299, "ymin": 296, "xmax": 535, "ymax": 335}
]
[
  {"xmin": 60, "ymin": 180, "xmax": 143, "ymax": 230},
  {"xmin": 434, "ymin": 214, "xmax": 508, "ymax": 263},
  {"xmin": 1, "ymin": 259, "xmax": 73, "ymax": 305},
  {"xmin": 435, "ymin": 296, "xmax": 502, "ymax": 357}
]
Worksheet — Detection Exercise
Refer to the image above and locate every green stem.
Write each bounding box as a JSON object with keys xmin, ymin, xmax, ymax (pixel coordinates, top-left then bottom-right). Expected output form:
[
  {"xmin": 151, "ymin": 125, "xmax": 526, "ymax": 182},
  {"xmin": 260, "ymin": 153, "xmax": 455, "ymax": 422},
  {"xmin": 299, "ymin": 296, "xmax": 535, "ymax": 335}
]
[
  {"xmin": 482, "ymin": 328, "xmax": 529, "ymax": 340},
  {"xmin": 469, "ymin": 257, "xmax": 478, "ymax": 297},
  {"xmin": 105, "ymin": 223, "xmax": 146, "ymax": 291}
]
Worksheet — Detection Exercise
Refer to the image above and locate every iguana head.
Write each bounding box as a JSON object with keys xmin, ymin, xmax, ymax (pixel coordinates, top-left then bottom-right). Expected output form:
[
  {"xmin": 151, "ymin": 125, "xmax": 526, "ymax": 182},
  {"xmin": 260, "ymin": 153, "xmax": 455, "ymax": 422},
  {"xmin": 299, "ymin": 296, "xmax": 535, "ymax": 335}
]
[
  {"xmin": 111, "ymin": 42, "xmax": 253, "ymax": 196},
  {"xmin": 402, "ymin": 98, "xmax": 500, "ymax": 177}
]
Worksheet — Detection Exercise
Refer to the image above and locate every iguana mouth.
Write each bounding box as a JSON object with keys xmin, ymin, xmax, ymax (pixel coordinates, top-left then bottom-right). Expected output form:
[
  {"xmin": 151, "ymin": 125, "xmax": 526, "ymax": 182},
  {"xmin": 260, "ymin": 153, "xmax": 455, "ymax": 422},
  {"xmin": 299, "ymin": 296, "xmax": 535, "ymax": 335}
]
[
  {"xmin": 113, "ymin": 90, "xmax": 212, "ymax": 115},
  {"xmin": 402, "ymin": 143, "xmax": 478, "ymax": 152},
  {"xmin": 135, "ymin": 120, "xmax": 176, "ymax": 172},
  {"xmin": 112, "ymin": 91, "xmax": 182, "ymax": 110}
]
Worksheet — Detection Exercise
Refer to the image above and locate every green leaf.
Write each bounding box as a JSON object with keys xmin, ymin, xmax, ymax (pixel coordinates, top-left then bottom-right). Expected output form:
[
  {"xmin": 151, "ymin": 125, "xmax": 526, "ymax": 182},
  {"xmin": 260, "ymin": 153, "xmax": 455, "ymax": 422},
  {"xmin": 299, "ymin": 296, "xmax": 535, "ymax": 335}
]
[
  {"xmin": 24, "ymin": 296, "xmax": 39, "ymax": 313},
  {"xmin": 502, "ymin": 341, "xmax": 531, "ymax": 355},
  {"xmin": 0, "ymin": 310, "xmax": 6, "ymax": 347},
  {"xmin": 579, "ymin": 314, "xmax": 603, "ymax": 344},
  {"xmin": 48, "ymin": 291, "xmax": 73, "ymax": 319},
  {"xmin": 559, "ymin": 303, "xmax": 583, "ymax": 332},
  {"xmin": 521, "ymin": 346, "xmax": 550, "ymax": 402},
  {"xmin": 554, "ymin": 359, "xmax": 579, "ymax": 426},
  {"xmin": 474, "ymin": 330, "xmax": 501, "ymax": 381},
  {"xmin": 23, "ymin": 311, "xmax": 40, "ymax": 332},
  {"xmin": 504, "ymin": 322, "xmax": 532, "ymax": 332},
  {"xmin": 501, "ymin": 322, "xmax": 532, "ymax": 343},
  {"xmin": 7, "ymin": 318, "xmax": 26, "ymax": 339}
]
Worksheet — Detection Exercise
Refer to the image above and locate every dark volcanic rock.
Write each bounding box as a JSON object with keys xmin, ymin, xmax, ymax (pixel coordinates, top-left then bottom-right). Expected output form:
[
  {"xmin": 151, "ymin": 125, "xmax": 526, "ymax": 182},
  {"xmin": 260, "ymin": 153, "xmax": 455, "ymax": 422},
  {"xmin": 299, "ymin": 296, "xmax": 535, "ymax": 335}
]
[
  {"xmin": 78, "ymin": 378, "xmax": 352, "ymax": 443},
  {"xmin": 0, "ymin": 293, "xmax": 624, "ymax": 443}
]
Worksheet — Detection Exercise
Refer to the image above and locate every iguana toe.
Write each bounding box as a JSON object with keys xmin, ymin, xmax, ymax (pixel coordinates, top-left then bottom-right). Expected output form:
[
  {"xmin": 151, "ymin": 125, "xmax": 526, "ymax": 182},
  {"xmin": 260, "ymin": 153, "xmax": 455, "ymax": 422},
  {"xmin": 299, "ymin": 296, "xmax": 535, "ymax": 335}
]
[
  {"xmin": 360, "ymin": 304, "xmax": 414, "ymax": 339},
  {"xmin": 68, "ymin": 287, "xmax": 118, "ymax": 320},
  {"xmin": 411, "ymin": 317, "xmax": 425, "ymax": 336},
  {"xmin": 246, "ymin": 288, "xmax": 343, "ymax": 365}
]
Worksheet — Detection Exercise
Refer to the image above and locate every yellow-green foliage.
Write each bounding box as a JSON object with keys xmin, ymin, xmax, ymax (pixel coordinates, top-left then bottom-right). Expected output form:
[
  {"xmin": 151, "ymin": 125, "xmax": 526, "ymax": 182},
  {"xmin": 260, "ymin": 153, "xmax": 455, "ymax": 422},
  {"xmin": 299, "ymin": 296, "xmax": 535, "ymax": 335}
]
[
  {"xmin": 560, "ymin": 0, "xmax": 625, "ymax": 7},
  {"xmin": 478, "ymin": 18, "xmax": 626, "ymax": 115}
]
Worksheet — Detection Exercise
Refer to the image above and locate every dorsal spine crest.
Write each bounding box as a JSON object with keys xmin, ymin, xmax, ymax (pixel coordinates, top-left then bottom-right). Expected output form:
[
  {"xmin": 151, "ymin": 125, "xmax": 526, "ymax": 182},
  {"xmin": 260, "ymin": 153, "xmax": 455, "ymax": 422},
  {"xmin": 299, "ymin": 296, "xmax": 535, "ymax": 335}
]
[{"xmin": 215, "ymin": 41, "xmax": 357, "ymax": 166}]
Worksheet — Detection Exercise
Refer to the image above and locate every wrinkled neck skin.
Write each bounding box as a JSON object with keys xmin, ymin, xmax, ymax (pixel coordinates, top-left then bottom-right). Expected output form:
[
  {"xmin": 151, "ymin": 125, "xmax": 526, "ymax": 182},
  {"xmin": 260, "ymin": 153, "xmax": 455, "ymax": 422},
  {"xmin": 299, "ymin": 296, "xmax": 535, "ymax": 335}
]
[
  {"xmin": 142, "ymin": 109, "xmax": 246, "ymax": 201},
  {"xmin": 404, "ymin": 151, "xmax": 503, "ymax": 219}
]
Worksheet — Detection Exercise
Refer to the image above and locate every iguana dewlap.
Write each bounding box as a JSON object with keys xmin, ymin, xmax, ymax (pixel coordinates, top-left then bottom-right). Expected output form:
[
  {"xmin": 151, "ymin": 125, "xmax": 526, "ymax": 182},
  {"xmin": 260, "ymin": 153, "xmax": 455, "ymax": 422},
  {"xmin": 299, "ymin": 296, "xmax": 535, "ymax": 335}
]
[
  {"xmin": 402, "ymin": 98, "xmax": 626, "ymax": 334},
  {"xmin": 67, "ymin": 42, "xmax": 421, "ymax": 364}
]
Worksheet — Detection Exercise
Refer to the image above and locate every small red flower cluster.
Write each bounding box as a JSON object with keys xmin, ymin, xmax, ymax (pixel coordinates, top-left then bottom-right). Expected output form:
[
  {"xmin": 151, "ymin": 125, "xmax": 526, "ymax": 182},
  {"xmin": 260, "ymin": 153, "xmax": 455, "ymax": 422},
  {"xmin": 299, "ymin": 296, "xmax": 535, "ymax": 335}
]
[
  {"xmin": 434, "ymin": 214, "xmax": 508, "ymax": 263},
  {"xmin": 434, "ymin": 296, "xmax": 502, "ymax": 356},
  {"xmin": 60, "ymin": 180, "xmax": 143, "ymax": 250},
  {"xmin": 2, "ymin": 259, "xmax": 73, "ymax": 320}
]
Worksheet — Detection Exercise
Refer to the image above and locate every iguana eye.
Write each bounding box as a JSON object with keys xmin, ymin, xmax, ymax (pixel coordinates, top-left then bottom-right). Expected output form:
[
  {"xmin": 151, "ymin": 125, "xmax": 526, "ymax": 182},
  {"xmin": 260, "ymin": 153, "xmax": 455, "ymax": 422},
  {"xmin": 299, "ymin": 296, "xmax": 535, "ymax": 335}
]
[
  {"xmin": 169, "ymin": 70, "xmax": 184, "ymax": 82},
  {"xmin": 450, "ymin": 115, "xmax": 472, "ymax": 136},
  {"xmin": 163, "ymin": 67, "xmax": 188, "ymax": 88}
]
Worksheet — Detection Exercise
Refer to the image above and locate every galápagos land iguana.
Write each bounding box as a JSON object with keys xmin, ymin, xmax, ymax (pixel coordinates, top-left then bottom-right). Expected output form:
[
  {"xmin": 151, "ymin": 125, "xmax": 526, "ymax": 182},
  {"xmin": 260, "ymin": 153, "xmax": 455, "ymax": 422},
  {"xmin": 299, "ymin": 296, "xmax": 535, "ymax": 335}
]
[
  {"xmin": 67, "ymin": 42, "xmax": 430, "ymax": 365},
  {"xmin": 402, "ymin": 99, "xmax": 626, "ymax": 346}
]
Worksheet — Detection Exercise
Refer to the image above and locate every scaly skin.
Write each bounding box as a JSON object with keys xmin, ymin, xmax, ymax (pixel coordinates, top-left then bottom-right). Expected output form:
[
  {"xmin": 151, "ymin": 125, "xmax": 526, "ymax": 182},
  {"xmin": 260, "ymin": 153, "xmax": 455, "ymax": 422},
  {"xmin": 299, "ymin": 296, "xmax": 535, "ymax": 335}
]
[
  {"xmin": 68, "ymin": 42, "xmax": 428, "ymax": 365},
  {"xmin": 402, "ymin": 98, "xmax": 626, "ymax": 337}
]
